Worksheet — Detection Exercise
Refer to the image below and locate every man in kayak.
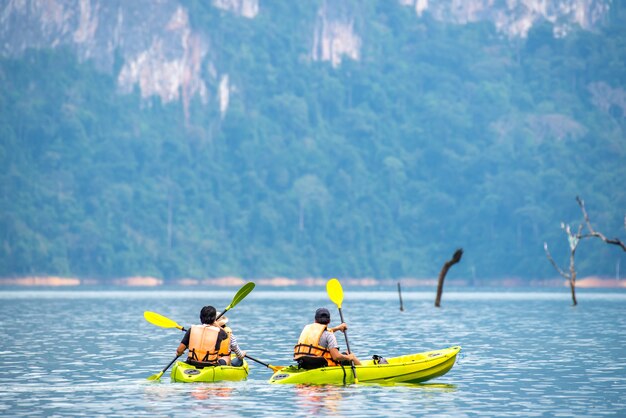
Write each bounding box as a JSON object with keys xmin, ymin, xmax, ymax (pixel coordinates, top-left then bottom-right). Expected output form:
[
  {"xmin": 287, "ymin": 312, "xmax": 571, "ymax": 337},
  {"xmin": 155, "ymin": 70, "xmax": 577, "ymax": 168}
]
[
  {"xmin": 215, "ymin": 313, "xmax": 247, "ymax": 367},
  {"xmin": 293, "ymin": 307, "xmax": 361, "ymax": 369},
  {"xmin": 176, "ymin": 305, "xmax": 228, "ymax": 367}
]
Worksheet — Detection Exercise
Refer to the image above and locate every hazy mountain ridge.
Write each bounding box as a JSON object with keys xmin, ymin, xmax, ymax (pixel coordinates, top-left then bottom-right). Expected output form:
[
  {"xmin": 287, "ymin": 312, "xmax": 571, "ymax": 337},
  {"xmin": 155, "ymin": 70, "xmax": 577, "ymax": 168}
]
[
  {"xmin": 0, "ymin": 0, "xmax": 624, "ymax": 281},
  {"xmin": 0, "ymin": 0, "xmax": 613, "ymax": 107},
  {"xmin": 2, "ymin": 0, "xmax": 216, "ymax": 118}
]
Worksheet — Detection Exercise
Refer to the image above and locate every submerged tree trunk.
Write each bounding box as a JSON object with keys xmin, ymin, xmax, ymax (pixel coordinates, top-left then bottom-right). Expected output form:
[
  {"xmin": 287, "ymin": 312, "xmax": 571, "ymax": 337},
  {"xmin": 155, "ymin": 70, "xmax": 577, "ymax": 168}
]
[
  {"xmin": 569, "ymin": 247, "xmax": 578, "ymax": 306},
  {"xmin": 545, "ymin": 224, "xmax": 581, "ymax": 306},
  {"xmin": 545, "ymin": 196, "xmax": 625, "ymax": 306},
  {"xmin": 397, "ymin": 282, "xmax": 404, "ymax": 311},
  {"xmin": 435, "ymin": 248, "xmax": 463, "ymax": 308}
]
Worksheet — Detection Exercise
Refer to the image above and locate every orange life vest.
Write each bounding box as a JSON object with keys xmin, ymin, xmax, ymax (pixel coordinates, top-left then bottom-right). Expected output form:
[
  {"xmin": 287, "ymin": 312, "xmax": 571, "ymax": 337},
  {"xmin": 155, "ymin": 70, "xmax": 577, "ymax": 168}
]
[
  {"xmin": 293, "ymin": 323, "xmax": 339, "ymax": 367},
  {"xmin": 187, "ymin": 324, "xmax": 223, "ymax": 364},
  {"xmin": 218, "ymin": 325, "xmax": 232, "ymax": 364}
]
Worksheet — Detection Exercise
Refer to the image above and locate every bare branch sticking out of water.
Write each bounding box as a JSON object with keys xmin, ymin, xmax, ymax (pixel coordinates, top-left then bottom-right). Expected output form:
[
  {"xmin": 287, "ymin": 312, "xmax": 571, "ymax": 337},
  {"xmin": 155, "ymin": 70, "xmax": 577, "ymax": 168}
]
[
  {"xmin": 543, "ymin": 243, "xmax": 568, "ymax": 280},
  {"xmin": 435, "ymin": 248, "xmax": 463, "ymax": 308},
  {"xmin": 577, "ymin": 196, "xmax": 626, "ymax": 251},
  {"xmin": 545, "ymin": 196, "xmax": 626, "ymax": 306}
]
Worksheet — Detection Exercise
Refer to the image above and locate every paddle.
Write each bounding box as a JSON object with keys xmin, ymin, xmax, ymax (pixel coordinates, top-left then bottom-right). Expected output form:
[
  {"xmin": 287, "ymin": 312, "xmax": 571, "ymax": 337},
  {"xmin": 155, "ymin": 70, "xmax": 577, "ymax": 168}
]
[
  {"xmin": 147, "ymin": 354, "xmax": 181, "ymax": 381},
  {"xmin": 145, "ymin": 311, "xmax": 285, "ymax": 372},
  {"xmin": 326, "ymin": 278, "xmax": 358, "ymax": 383},
  {"xmin": 215, "ymin": 281, "xmax": 256, "ymax": 322},
  {"xmin": 244, "ymin": 355, "xmax": 285, "ymax": 372},
  {"xmin": 146, "ymin": 282, "xmax": 256, "ymax": 381},
  {"xmin": 144, "ymin": 311, "xmax": 187, "ymax": 331}
]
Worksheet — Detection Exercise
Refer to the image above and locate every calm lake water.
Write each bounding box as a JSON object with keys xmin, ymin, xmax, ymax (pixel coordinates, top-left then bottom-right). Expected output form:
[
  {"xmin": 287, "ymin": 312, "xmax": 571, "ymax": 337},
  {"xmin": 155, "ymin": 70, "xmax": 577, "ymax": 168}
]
[{"xmin": 1, "ymin": 287, "xmax": 625, "ymax": 417}]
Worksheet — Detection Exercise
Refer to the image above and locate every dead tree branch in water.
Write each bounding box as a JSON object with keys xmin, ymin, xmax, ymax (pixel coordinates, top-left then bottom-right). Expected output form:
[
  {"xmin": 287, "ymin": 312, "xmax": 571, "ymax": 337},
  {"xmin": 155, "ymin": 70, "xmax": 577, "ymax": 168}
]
[
  {"xmin": 544, "ymin": 196, "xmax": 626, "ymax": 306},
  {"xmin": 577, "ymin": 196, "xmax": 626, "ymax": 251},
  {"xmin": 544, "ymin": 223, "xmax": 582, "ymax": 306},
  {"xmin": 435, "ymin": 248, "xmax": 463, "ymax": 307}
]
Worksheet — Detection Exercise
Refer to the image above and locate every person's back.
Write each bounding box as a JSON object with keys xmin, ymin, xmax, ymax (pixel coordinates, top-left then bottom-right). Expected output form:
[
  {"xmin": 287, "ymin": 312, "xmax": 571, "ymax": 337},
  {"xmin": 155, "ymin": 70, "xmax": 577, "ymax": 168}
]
[
  {"xmin": 294, "ymin": 322, "xmax": 338, "ymax": 368},
  {"xmin": 176, "ymin": 306, "xmax": 227, "ymax": 368},
  {"xmin": 293, "ymin": 308, "xmax": 360, "ymax": 369}
]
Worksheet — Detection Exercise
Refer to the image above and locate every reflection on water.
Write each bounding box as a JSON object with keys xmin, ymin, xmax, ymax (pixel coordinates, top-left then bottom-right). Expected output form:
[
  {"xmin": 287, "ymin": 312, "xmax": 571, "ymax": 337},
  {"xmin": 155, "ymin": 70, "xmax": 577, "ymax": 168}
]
[
  {"xmin": 294, "ymin": 385, "xmax": 344, "ymax": 415},
  {"xmin": 189, "ymin": 386, "xmax": 234, "ymax": 400},
  {"xmin": 0, "ymin": 289, "xmax": 625, "ymax": 416}
]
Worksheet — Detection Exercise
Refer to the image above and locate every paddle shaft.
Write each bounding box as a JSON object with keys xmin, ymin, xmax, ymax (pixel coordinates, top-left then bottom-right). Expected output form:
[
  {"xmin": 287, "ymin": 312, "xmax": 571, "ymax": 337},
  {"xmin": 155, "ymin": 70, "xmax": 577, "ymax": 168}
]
[
  {"xmin": 215, "ymin": 309, "xmax": 228, "ymax": 322},
  {"xmin": 337, "ymin": 307, "xmax": 358, "ymax": 383},
  {"xmin": 150, "ymin": 354, "xmax": 181, "ymax": 380},
  {"xmin": 245, "ymin": 354, "xmax": 269, "ymax": 367},
  {"xmin": 336, "ymin": 307, "xmax": 352, "ymax": 354},
  {"xmin": 244, "ymin": 354, "xmax": 283, "ymax": 372},
  {"xmin": 213, "ymin": 282, "xmax": 255, "ymax": 323},
  {"xmin": 213, "ymin": 282, "xmax": 254, "ymax": 325},
  {"xmin": 163, "ymin": 354, "xmax": 181, "ymax": 372}
]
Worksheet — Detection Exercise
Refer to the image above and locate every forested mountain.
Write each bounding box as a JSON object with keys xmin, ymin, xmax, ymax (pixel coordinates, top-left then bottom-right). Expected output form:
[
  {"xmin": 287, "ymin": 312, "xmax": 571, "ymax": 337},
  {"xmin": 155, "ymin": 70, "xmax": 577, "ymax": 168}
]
[{"xmin": 1, "ymin": 0, "xmax": 625, "ymax": 282}]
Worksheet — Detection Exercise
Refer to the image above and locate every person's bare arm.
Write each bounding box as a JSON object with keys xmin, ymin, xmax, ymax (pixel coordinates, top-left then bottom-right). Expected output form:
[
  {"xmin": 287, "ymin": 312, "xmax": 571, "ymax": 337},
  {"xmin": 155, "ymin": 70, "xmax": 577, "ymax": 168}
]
[
  {"xmin": 176, "ymin": 343, "xmax": 187, "ymax": 357},
  {"xmin": 329, "ymin": 347, "xmax": 361, "ymax": 365},
  {"xmin": 330, "ymin": 323, "xmax": 348, "ymax": 333}
]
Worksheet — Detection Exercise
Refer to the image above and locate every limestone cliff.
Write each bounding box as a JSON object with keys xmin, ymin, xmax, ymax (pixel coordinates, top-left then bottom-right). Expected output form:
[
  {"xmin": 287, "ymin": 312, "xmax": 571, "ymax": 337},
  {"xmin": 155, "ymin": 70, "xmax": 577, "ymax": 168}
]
[
  {"xmin": 0, "ymin": 0, "xmax": 613, "ymax": 112},
  {"xmin": 213, "ymin": 0, "xmax": 258, "ymax": 19},
  {"xmin": 0, "ymin": 0, "xmax": 241, "ymax": 118},
  {"xmin": 311, "ymin": 0, "xmax": 361, "ymax": 68},
  {"xmin": 399, "ymin": 0, "xmax": 610, "ymax": 37}
]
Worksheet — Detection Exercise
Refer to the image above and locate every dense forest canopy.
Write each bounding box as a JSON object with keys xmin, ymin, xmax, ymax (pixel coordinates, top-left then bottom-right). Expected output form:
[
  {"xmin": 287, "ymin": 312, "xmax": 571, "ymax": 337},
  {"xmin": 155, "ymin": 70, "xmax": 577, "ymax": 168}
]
[{"xmin": 1, "ymin": 1, "xmax": 625, "ymax": 282}]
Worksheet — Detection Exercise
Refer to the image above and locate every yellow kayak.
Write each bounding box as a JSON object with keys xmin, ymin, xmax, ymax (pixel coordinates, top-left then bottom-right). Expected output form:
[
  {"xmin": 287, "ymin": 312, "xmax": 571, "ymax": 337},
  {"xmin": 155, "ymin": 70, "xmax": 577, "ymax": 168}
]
[
  {"xmin": 269, "ymin": 346, "xmax": 460, "ymax": 385},
  {"xmin": 171, "ymin": 358, "xmax": 249, "ymax": 383}
]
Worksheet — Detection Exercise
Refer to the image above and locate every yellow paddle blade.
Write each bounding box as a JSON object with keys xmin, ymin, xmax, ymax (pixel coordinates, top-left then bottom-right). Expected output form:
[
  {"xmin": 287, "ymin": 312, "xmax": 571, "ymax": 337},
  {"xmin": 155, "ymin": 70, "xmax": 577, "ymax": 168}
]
[
  {"xmin": 147, "ymin": 371, "xmax": 164, "ymax": 381},
  {"xmin": 326, "ymin": 278, "xmax": 344, "ymax": 309},
  {"xmin": 225, "ymin": 282, "xmax": 256, "ymax": 311},
  {"xmin": 144, "ymin": 311, "xmax": 183, "ymax": 330}
]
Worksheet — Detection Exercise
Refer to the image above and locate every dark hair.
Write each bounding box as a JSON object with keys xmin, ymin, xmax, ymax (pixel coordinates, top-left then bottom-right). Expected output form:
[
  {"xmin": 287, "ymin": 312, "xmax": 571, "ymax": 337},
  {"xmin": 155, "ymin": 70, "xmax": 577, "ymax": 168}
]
[
  {"xmin": 315, "ymin": 308, "xmax": 331, "ymax": 325},
  {"xmin": 200, "ymin": 306, "xmax": 217, "ymax": 324}
]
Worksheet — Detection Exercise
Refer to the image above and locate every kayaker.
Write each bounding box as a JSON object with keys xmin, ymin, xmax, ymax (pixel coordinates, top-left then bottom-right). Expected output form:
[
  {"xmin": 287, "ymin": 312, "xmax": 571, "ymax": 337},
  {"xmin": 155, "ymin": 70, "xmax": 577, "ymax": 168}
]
[
  {"xmin": 215, "ymin": 313, "xmax": 247, "ymax": 367},
  {"xmin": 293, "ymin": 307, "xmax": 361, "ymax": 369},
  {"xmin": 176, "ymin": 305, "xmax": 228, "ymax": 367}
]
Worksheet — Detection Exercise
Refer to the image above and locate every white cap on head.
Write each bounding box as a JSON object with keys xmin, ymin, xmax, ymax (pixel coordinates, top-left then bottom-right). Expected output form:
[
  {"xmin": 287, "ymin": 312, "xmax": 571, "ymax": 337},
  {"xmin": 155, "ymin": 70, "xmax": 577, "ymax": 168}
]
[{"xmin": 215, "ymin": 312, "xmax": 228, "ymax": 326}]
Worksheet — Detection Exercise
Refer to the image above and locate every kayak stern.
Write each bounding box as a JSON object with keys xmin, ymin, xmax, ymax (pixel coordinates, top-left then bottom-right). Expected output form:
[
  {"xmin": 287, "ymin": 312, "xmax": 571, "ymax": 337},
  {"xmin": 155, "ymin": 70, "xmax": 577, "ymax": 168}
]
[{"xmin": 171, "ymin": 358, "xmax": 249, "ymax": 383}]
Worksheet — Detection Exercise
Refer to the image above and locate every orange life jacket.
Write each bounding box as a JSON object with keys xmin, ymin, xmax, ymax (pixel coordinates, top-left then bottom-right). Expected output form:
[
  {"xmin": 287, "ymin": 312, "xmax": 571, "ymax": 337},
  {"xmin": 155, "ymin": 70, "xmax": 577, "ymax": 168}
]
[
  {"xmin": 293, "ymin": 323, "xmax": 339, "ymax": 367},
  {"xmin": 218, "ymin": 326, "xmax": 232, "ymax": 364},
  {"xmin": 187, "ymin": 324, "xmax": 223, "ymax": 364}
]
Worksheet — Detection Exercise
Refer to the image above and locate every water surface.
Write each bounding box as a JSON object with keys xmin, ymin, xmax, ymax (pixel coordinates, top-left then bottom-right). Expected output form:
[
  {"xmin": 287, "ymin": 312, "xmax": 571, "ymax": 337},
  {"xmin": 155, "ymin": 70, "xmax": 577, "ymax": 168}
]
[{"xmin": 1, "ymin": 288, "xmax": 625, "ymax": 416}]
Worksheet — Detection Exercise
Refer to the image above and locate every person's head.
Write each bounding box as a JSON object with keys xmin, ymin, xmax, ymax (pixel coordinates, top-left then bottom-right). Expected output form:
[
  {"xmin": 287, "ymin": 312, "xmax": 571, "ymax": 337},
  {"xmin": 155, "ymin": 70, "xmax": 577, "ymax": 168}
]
[
  {"xmin": 200, "ymin": 305, "xmax": 217, "ymax": 324},
  {"xmin": 216, "ymin": 312, "xmax": 228, "ymax": 327},
  {"xmin": 315, "ymin": 307, "xmax": 331, "ymax": 325}
]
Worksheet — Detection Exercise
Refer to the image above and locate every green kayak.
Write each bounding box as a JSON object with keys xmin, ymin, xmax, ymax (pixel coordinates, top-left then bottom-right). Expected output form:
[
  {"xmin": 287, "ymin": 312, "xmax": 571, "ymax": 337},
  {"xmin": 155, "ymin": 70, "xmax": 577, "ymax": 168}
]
[
  {"xmin": 171, "ymin": 359, "xmax": 249, "ymax": 383},
  {"xmin": 269, "ymin": 346, "xmax": 461, "ymax": 385}
]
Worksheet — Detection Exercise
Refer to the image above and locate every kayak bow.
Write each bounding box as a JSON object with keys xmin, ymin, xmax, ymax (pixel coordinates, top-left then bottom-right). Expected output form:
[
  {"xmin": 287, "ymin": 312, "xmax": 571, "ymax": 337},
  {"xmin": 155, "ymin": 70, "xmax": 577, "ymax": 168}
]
[{"xmin": 269, "ymin": 346, "xmax": 460, "ymax": 385}]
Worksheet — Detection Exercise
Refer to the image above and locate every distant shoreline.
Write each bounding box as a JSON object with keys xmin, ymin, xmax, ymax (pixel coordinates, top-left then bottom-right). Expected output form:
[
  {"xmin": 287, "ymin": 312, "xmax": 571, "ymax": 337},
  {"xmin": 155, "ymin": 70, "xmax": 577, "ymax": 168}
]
[{"xmin": 0, "ymin": 276, "xmax": 624, "ymax": 288}]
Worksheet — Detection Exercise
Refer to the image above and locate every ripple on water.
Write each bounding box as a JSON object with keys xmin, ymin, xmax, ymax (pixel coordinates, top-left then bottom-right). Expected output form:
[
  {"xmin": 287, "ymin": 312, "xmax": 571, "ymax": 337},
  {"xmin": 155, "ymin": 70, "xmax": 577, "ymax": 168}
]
[{"xmin": 0, "ymin": 290, "xmax": 625, "ymax": 416}]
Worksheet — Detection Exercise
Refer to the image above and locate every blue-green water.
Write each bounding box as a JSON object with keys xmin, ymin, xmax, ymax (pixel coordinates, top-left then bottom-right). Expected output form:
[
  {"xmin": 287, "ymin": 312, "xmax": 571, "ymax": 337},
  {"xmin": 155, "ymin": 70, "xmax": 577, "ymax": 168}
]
[{"xmin": 1, "ymin": 288, "xmax": 625, "ymax": 417}]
